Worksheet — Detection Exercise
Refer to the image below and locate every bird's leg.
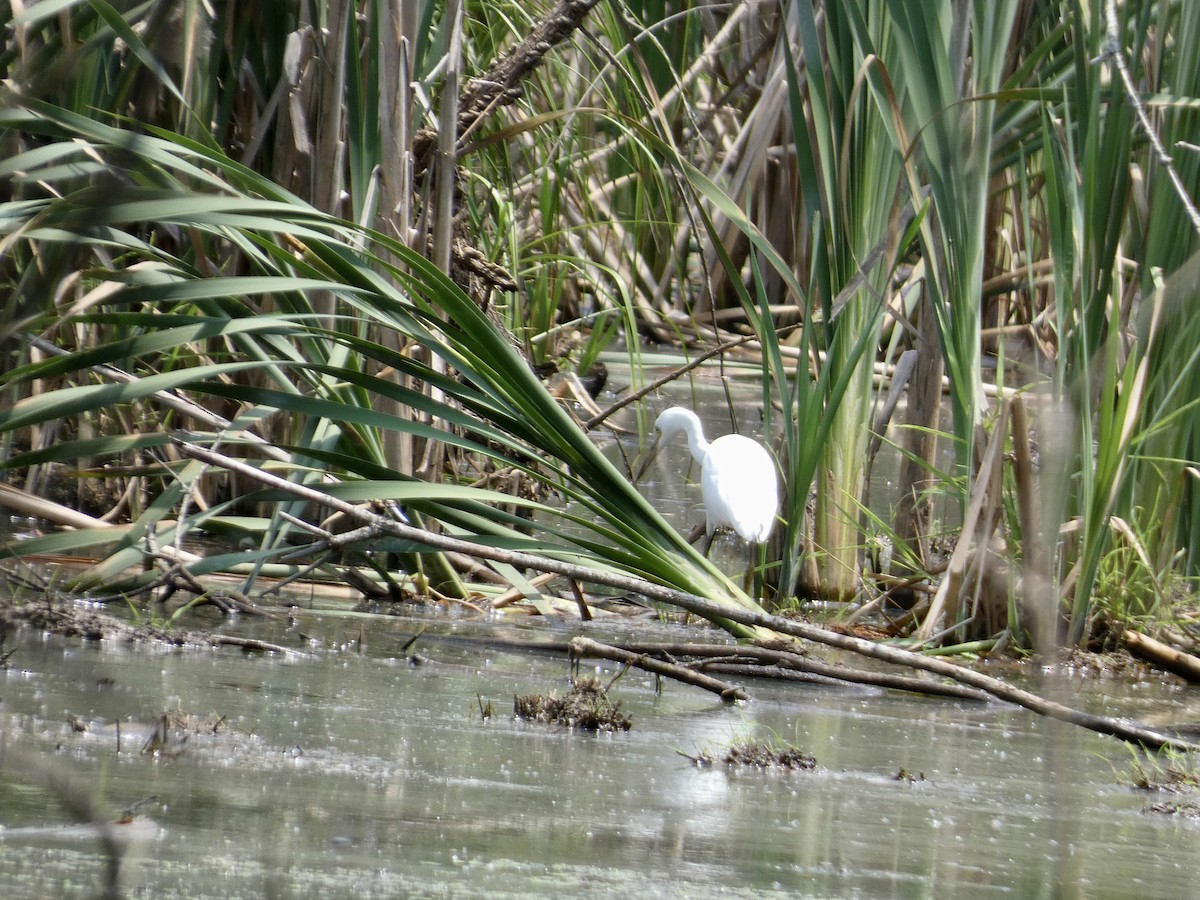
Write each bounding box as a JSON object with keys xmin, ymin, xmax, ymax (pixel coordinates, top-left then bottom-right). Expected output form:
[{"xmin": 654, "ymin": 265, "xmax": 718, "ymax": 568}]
[
  {"xmin": 740, "ymin": 541, "xmax": 759, "ymax": 594},
  {"xmin": 685, "ymin": 522, "xmax": 706, "ymax": 546},
  {"xmin": 700, "ymin": 529, "xmax": 716, "ymax": 558}
]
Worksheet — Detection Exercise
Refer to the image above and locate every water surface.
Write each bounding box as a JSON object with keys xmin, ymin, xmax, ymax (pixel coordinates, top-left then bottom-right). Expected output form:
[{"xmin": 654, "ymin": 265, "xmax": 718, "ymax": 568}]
[
  {"xmin": 2, "ymin": 364, "xmax": 1195, "ymax": 897},
  {"xmin": 2, "ymin": 597, "xmax": 1197, "ymax": 898}
]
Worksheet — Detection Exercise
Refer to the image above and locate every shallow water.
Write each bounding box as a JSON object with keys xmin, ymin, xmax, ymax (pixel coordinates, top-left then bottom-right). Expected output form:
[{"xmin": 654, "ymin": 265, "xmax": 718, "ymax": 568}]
[
  {"xmin": 2, "ymin": 595, "xmax": 1199, "ymax": 899},
  {"xmin": 3, "ymin": 367, "xmax": 1197, "ymax": 897}
]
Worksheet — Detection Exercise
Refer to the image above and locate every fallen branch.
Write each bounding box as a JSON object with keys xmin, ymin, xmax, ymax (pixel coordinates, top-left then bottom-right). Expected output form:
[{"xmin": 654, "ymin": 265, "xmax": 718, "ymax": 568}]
[
  {"xmin": 1123, "ymin": 629, "xmax": 1200, "ymax": 683},
  {"xmin": 696, "ymin": 662, "xmax": 851, "ymax": 689},
  {"xmin": 568, "ymin": 636, "xmax": 749, "ymax": 701},
  {"xmin": 171, "ymin": 436, "xmax": 1199, "ymax": 753},
  {"xmin": 622, "ymin": 641, "xmax": 992, "ymax": 702},
  {"xmin": 572, "ymin": 637, "xmax": 990, "ymax": 702},
  {"xmin": 0, "ymin": 592, "xmax": 299, "ymax": 657}
]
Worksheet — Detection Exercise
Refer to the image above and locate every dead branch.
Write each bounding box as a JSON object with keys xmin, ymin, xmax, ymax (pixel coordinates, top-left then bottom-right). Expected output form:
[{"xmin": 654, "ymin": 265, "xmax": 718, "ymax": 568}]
[
  {"xmin": 412, "ymin": 0, "xmax": 603, "ymax": 172},
  {"xmin": 1123, "ymin": 629, "xmax": 1200, "ymax": 683},
  {"xmin": 568, "ymin": 636, "xmax": 749, "ymax": 701},
  {"xmin": 749, "ymin": 646, "xmax": 990, "ymax": 699},
  {"xmin": 622, "ymin": 640, "xmax": 992, "ymax": 702}
]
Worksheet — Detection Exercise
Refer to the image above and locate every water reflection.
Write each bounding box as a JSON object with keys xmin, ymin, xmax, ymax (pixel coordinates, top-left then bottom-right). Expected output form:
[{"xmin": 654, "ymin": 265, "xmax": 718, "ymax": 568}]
[{"xmin": 2, "ymin": 602, "xmax": 1198, "ymax": 898}]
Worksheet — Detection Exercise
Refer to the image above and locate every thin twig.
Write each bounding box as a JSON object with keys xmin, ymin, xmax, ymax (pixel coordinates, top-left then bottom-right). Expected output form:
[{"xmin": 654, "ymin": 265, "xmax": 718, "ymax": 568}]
[
  {"xmin": 583, "ymin": 328, "xmax": 788, "ymax": 431},
  {"xmin": 568, "ymin": 636, "xmax": 749, "ymax": 701},
  {"xmin": 1103, "ymin": 0, "xmax": 1200, "ymax": 238}
]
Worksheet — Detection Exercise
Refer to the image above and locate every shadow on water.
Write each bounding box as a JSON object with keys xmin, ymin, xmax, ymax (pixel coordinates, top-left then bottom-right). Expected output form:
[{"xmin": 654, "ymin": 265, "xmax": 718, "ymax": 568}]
[{"xmin": 2, "ymin": 593, "xmax": 1200, "ymax": 898}]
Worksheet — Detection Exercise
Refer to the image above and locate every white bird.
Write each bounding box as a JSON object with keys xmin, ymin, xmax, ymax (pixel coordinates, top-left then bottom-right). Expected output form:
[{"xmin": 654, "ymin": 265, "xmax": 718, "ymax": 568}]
[{"xmin": 643, "ymin": 406, "xmax": 778, "ymax": 548}]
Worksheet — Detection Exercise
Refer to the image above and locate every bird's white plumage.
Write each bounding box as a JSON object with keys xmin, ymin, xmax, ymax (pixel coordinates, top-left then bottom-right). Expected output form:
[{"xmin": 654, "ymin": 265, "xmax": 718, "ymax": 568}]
[{"xmin": 653, "ymin": 406, "xmax": 778, "ymax": 543}]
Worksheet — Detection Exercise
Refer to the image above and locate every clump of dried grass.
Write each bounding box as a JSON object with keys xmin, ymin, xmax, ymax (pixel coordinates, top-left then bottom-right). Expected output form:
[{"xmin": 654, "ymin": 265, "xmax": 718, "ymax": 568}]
[{"xmin": 514, "ymin": 676, "xmax": 631, "ymax": 732}]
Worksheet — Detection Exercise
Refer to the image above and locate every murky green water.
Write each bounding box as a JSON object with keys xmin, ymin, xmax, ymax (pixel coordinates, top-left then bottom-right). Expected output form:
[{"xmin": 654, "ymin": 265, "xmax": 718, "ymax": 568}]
[
  {"xmin": 2, "ymin": 595, "xmax": 1198, "ymax": 899},
  {"xmin": 3, "ymin": 369, "xmax": 1197, "ymax": 897}
]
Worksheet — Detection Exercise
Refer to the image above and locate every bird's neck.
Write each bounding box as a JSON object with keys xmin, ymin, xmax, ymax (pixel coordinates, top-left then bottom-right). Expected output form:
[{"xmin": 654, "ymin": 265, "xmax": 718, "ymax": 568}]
[{"xmin": 684, "ymin": 431, "xmax": 710, "ymax": 465}]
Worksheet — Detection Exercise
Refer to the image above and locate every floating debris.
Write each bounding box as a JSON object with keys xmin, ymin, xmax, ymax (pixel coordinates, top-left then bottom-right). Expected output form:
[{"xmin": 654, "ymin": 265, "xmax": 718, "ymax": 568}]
[
  {"xmin": 686, "ymin": 739, "xmax": 817, "ymax": 771},
  {"xmin": 141, "ymin": 711, "xmax": 227, "ymax": 756},
  {"xmin": 514, "ymin": 676, "xmax": 631, "ymax": 732},
  {"xmin": 1145, "ymin": 800, "xmax": 1200, "ymax": 818}
]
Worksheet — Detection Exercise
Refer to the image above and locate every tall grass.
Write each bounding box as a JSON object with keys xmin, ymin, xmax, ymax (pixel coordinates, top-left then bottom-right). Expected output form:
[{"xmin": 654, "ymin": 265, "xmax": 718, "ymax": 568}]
[
  {"xmin": 0, "ymin": 101, "xmax": 780, "ymax": 633},
  {"xmin": 662, "ymin": 0, "xmax": 1200, "ymax": 644},
  {"xmin": 2, "ymin": 0, "xmax": 1199, "ymax": 647}
]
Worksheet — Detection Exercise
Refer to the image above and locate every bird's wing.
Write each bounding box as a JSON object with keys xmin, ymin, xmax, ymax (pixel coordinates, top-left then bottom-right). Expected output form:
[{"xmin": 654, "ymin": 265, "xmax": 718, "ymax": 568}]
[{"xmin": 703, "ymin": 435, "xmax": 779, "ymax": 542}]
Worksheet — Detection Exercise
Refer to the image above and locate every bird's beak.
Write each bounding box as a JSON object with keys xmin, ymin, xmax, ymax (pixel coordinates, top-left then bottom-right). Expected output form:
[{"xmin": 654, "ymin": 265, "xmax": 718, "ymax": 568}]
[{"xmin": 633, "ymin": 432, "xmax": 662, "ymax": 484}]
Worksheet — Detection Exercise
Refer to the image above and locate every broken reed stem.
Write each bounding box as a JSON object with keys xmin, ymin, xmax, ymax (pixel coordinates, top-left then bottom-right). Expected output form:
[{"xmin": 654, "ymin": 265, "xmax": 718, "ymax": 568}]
[
  {"xmin": 916, "ymin": 401, "xmax": 1010, "ymax": 641},
  {"xmin": 171, "ymin": 435, "xmax": 1199, "ymax": 753}
]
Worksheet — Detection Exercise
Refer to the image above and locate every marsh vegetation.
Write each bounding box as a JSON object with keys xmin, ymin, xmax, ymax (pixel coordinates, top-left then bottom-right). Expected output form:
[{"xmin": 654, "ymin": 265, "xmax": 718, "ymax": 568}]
[
  {"xmin": 2, "ymin": 7, "xmax": 1200, "ymax": 883},
  {"xmin": 4, "ymin": 0, "xmax": 1199, "ymax": 653}
]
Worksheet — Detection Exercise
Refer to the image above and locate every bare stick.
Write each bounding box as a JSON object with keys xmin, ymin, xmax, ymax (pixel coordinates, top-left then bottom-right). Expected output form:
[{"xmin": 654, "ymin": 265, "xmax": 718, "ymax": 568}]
[
  {"xmin": 583, "ymin": 331, "xmax": 766, "ymax": 431},
  {"xmin": 1123, "ymin": 629, "xmax": 1200, "ymax": 684},
  {"xmin": 1103, "ymin": 0, "xmax": 1200, "ymax": 237},
  {"xmin": 617, "ymin": 641, "xmax": 992, "ymax": 702},
  {"xmin": 569, "ymin": 636, "xmax": 749, "ymax": 701}
]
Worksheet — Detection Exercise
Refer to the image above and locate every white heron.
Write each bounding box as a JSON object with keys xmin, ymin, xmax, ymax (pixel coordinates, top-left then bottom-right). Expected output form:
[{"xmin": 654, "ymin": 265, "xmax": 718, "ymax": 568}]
[{"xmin": 640, "ymin": 406, "xmax": 778, "ymax": 551}]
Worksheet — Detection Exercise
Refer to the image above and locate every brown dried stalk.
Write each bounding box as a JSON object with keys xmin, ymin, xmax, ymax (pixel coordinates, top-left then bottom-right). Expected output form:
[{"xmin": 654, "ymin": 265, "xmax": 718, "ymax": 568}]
[{"xmin": 412, "ymin": 0, "xmax": 603, "ymax": 171}]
